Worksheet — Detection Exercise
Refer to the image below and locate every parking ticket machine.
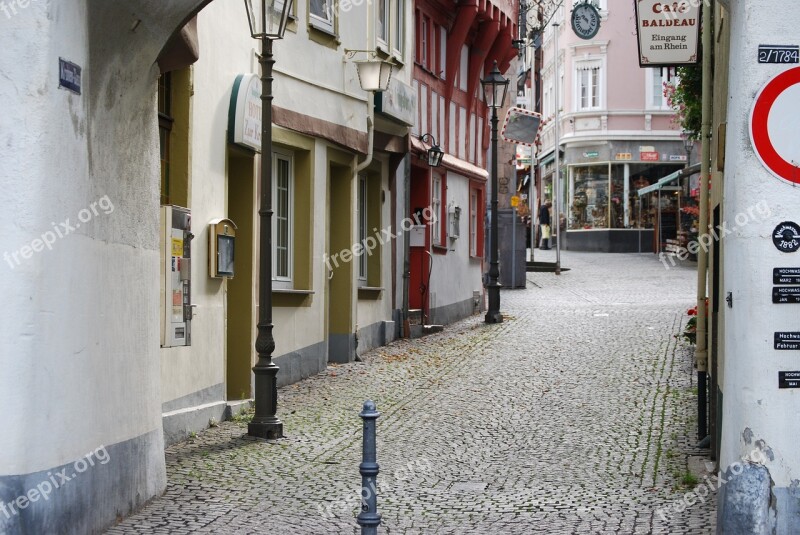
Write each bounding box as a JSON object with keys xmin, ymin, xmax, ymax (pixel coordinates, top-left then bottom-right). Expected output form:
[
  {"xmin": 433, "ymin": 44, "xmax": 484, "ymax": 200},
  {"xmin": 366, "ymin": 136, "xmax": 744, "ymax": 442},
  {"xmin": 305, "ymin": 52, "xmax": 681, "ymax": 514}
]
[{"xmin": 161, "ymin": 205, "xmax": 193, "ymax": 347}]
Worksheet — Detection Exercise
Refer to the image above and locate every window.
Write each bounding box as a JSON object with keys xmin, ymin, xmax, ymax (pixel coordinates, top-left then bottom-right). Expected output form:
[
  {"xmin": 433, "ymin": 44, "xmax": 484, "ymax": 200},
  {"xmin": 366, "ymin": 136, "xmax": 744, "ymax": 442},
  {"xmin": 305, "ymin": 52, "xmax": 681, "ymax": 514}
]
[
  {"xmin": 393, "ymin": 0, "xmax": 404, "ymax": 56},
  {"xmin": 273, "ymin": 150, "xmax": 293, "ymax": 284},
  {"xmin": 310, "ymin": 0, "xmax": 333, "ymax": 33},
  {"xmin": 576, "ymin": 61, "xmax": 603, "ymax": 111},
  {"xmin": 377, "ymin": 0, "xmax": 388, "ymax": 46},
  {"xmin": 438, "ymin": 26, "xmax": 446, "ymax": 79},
  {"xmin": 356, "ymin": 172, "xmax": 382, "ymax": 292},
  {"xmin": 431, "ymin": 174, "xmax": 442, "ymax": 245},
  {"xmin": 570, "ymin": 165, "xmax": 609, "ymax": 230},
  {"xmin": 578, "ymin": 67, "xmax": 600, "ymax": 109},
  {"xmin": 421, "ymin": 15, "xmax": 429, "ymax": 68},
  {"xmin": 158, "ymin": 73, "xmax": 172, "ymax": 205},
  {"xmin": 158, "ymin": 68, "xmax": 191, "ymax": 207},
  {"xmin": 647, "ymin": 67, "xmax": 674, "ymax": 109},
  {"xmin": 459, "ymin": 45, "xmax": 469, "ymax": 91},
  {"xmin": 357, "ymin": 175, "xmax": 368, "ymax": 281}
]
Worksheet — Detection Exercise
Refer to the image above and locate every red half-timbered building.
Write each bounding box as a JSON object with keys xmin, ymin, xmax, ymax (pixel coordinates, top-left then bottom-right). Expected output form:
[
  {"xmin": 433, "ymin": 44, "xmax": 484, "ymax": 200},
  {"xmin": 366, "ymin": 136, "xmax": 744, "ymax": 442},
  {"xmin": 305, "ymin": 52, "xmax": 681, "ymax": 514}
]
[{"xmin": 409, "ymin": 0, "xmax": 518, "ymax": 325}]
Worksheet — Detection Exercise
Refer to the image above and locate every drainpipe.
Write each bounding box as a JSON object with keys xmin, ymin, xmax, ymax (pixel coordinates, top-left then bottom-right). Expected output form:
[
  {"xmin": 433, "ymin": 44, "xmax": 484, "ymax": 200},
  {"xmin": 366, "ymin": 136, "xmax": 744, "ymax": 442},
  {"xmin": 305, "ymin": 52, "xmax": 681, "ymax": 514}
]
[
  {"xmin": 356, "ymin": 100, "xmax": 375, "ymax": 173},
  {"xmin": 695, "ymin": 0, "xmax": 712, "ymax": 442},
  {"xmin": 351, "ymin": 97, "xmax": 375, "ymax": 353}
]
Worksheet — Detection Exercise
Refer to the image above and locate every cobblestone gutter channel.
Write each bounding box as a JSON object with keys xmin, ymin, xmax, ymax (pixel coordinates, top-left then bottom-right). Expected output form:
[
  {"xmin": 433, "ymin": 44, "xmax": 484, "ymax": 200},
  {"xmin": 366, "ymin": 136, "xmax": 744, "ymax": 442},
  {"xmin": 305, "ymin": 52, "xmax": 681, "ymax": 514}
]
[{"xmin": 108, "ymin": 252, "xmax": 715, "ymax": 534}]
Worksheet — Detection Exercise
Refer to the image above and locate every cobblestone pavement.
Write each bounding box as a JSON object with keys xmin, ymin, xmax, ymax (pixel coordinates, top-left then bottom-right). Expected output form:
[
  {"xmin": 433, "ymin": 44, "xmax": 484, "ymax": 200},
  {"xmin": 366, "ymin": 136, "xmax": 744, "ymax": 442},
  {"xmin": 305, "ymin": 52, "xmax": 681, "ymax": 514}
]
[{"xmin": 108, "ymin": 252, "xmax": 716, "ymax": 534}]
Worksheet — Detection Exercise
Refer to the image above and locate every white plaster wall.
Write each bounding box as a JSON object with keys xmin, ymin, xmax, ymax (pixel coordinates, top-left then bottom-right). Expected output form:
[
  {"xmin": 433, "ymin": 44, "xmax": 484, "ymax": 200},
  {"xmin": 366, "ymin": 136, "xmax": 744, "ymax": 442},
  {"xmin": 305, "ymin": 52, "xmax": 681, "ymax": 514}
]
[
  {"xmin": 159, "ymin": 3, "xmax": 249, "ymax": 405},
  {"xmin": 0, "ymin": 0, "xmax": 165, "ymax": 474},
  {"xmin": 160, "ymin": 0, "xmax": 396, "ymax": 405},
  {"xmin": 356, "ymin": 157, "xmax": 395, "ymax": 333},
  {"xmin": 272, "ymin": 136, "xmax": 328, "ymax": 357},
  {"xmin": 429, "ymin": 172, "xmax": 483, "ymax": 311},
  {"xmin": 720, "ymin": 0, "xmax": 800, "ymax": 488}
]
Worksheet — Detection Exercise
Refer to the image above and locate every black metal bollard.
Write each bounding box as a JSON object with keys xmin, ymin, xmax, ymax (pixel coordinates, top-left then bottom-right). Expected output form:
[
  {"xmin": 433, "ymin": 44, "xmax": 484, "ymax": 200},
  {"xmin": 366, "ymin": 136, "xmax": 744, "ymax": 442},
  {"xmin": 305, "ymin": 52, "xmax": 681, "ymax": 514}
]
[{"xmin": 357, "ymin": 400, "xmax": 381, "ymax": 535}]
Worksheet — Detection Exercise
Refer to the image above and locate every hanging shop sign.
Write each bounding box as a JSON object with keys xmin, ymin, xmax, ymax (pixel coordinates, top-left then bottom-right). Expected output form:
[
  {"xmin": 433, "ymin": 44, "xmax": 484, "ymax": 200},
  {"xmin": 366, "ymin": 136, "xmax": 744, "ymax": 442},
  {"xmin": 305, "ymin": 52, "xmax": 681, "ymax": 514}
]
[
  {"xmin": 750, "ymin": 67, "xmax": 800, "ymax": 185},
  {"xmin": 228, "ymin": 74, "xmax": 262, "ymax": 152},
  {"xmin": 640, "ymin": 151, "xmax": 660, "ymax": 161},
  {"xmin": 376, "ymin": 77, "xmax": 417, "ymax": 127},
  {"xmin": 582, "ymin": 151, "xmax": 599, "ymax": 158},
  {"xmin": 634, "ymin": 0, "xmax": 701, "ymax": 67},
  {"xmin": 615, "ymin": 153, "xmax": 633, "ymax": 161}
]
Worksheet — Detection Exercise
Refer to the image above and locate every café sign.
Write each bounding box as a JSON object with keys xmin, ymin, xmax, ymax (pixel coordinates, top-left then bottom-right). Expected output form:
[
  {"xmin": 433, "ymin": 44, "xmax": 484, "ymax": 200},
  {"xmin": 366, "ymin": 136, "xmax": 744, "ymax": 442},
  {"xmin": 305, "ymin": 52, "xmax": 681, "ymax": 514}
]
[
  {"xmin": 228, "ymin": 74, "xmax": 262, "ymax": 152},
  {"xmin": 634, "ymin": 1, "xmax": 702, "ymax": 67}
]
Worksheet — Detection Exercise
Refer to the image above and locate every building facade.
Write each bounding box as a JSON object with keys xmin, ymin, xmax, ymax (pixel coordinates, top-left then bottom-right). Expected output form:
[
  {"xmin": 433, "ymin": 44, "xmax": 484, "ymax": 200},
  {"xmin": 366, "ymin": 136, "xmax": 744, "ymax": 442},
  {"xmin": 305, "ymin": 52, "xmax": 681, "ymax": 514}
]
[
  {"xmin": 409, "ymin": 0, "xmax": 518, "ymax": 325},
  {"xmin": 536, "ymin": 1, "xmax": 691, "ymax": 253}
]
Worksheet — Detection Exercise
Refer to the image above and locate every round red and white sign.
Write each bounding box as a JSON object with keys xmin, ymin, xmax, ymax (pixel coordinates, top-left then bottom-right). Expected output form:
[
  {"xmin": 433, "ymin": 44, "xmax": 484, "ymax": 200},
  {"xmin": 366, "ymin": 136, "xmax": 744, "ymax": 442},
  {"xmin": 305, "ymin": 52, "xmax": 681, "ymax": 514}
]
[{"xmin": 750, "ymin": 66, "xmax": 800, "ymax": 184}]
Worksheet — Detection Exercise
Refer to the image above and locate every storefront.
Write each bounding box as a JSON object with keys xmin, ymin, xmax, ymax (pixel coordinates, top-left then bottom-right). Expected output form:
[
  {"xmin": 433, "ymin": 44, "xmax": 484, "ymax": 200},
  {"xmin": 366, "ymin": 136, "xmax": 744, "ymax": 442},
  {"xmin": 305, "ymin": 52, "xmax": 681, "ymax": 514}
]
[{"xmin": 561, "ymin": 141, "xmax": 692, "ymax": 252}]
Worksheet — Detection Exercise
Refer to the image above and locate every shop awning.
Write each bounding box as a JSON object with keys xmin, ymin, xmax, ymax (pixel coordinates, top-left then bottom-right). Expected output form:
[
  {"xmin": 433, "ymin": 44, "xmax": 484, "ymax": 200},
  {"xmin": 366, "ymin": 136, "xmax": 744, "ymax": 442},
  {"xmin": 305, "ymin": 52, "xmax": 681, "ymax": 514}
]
[
  {"xmin": 538, "ymin": 151, "xmax": 556, "ymax": 167},
  {"xmin": 637, "ymin": 163, "xmax": 701, "ymax": 196}
]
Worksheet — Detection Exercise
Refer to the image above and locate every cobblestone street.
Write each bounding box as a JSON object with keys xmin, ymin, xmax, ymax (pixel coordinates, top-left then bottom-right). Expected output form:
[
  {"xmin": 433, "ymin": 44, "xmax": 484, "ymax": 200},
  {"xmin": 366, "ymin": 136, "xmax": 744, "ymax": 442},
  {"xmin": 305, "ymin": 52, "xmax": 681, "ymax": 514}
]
[{"xmin": 109, "ymin": 252, "xmax": 715, "ymax": 534}]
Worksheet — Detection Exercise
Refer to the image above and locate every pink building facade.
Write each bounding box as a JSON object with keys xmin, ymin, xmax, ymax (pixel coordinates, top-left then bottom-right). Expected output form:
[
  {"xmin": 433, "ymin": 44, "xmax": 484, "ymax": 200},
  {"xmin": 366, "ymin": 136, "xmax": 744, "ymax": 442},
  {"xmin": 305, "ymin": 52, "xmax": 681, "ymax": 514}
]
[{"xmin": 535, "ymin": 1, "xmax": 694, "ymax": 253}]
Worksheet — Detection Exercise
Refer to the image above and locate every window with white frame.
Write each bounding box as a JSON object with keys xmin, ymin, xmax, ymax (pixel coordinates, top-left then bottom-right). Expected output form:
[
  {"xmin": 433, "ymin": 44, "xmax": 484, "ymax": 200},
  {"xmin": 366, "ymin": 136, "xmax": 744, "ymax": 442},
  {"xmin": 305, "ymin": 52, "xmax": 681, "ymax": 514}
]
[
  {"xmin": 273, "ymin": 150, "xmax": 293, "ymax": 284},
  {"xmin": 420, "ymin": 14, "xmax": 429, "ymax": 68},
  {"xmin": 431, "ymin": 174, "xmax": 442, "ymax": 245},
  {"xmin": 377, "ymin": 0, "xmax": 388, "ymax": 46},
  {"xmin": 394, "ymin": 0, "xmax": 405, "ymax": 56},
  {"xmin": 438, "ymin": 26, "xmax": 446, "ymax": 79},
  {"xmin": 646, "ymin": 67, "xmax": 674, "ymax": 109},
  {"xmin": 357, "ymin": 175, "xmax": 368, "ymax": 281},
  {"xmin": 310, "ymin": 0, "xmax": 334, "ymax": 33},
  {"xmin": 576, "ymin": 61, "xmax": 602, "ymax": 110}
]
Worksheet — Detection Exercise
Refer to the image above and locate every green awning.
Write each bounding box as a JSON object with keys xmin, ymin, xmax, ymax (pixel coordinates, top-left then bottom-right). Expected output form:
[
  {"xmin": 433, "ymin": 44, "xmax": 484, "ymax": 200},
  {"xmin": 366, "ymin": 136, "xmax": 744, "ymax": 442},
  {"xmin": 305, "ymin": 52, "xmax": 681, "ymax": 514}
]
[
  {"xmin": 637, "ymin": 163, "xmax": 701, "ymax": 196},
  {"xmin": 538, "ymin": 151, "xmax": 556, "ymax": 167}
]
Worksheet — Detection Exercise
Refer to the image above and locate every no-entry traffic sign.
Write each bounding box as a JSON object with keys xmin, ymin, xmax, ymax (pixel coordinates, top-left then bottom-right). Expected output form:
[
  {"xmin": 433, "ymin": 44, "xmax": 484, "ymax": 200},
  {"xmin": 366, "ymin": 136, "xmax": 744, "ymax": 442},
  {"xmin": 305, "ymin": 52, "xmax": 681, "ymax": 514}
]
[{"xmin": 750, "ymin": 66, "xmax": 800, "ymax": 184}]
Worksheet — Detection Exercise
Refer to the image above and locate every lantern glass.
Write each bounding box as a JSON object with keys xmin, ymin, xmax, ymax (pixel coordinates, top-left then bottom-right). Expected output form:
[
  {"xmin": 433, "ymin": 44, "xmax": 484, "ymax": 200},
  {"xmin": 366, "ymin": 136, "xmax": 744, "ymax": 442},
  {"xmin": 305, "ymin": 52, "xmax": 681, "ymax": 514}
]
[
  {"xmin": 245, "ymin": 0, "xmax": 293, "ymax": 39},
  {"xmin": 428, "ymin": 145, "xmax": 444, "ymax": 167},
  {"xmin": 356, "ymin": 60, "xmax": 393, "ymax": 92},
  {"xmin": 481, "ymin": 61, "xmax": 509, "ymax": 109}
]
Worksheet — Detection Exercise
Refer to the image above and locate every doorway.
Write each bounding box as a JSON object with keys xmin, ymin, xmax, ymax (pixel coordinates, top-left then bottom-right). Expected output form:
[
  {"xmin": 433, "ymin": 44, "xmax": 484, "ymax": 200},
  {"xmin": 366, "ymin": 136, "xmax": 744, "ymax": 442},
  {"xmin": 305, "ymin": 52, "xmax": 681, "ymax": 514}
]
[
  {"xmin": 226, "ymin": 149, "xmax": 256, "ymax": 400},
  {"xmin": 327, "ymin": 159, "xmax": 355, "ymax": 363}
]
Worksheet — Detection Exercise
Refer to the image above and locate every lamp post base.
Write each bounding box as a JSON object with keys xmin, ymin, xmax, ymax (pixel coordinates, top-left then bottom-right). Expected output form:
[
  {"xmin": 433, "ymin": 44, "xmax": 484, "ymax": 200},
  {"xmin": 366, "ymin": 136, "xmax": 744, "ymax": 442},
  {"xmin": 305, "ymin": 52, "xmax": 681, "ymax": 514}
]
[
  {"xmin": 248, "ymin": 419, "xmax": 283, "ymax": 440},
  {"xmin": 485, "ymin": 310, "xmax": 503, "ymax": 324},
  {"xmin": 485, "ymin": 282, "xmax": 502, "ymax": 324}
]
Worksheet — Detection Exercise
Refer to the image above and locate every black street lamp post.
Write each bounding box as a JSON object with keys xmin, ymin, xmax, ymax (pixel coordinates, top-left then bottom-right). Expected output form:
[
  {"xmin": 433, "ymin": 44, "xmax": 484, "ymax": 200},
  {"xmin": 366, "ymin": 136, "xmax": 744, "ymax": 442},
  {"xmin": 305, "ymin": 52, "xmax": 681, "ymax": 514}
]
[
  {"xmin": 244, "ymin": 0, "xmax": 293, "ymax": 440},
  {"xmin": 481, "ymin": 61, "xmax": 509, "ymax": 324}
]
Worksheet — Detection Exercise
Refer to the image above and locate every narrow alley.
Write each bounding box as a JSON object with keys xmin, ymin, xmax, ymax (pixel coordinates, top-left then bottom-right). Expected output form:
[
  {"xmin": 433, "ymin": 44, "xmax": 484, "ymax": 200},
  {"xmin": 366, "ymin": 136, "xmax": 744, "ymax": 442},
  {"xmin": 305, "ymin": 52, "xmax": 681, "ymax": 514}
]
[{"xmin": 108, "ymin": 252, "xmax": 715, "ymax": 534}]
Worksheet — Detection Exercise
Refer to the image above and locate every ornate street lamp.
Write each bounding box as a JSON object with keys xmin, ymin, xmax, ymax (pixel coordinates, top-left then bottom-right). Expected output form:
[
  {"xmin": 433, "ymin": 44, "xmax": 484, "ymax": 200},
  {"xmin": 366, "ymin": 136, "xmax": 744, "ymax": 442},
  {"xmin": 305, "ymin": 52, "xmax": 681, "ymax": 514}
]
[
  {"xmin": 481, "ymin": 61, "xmax": 509, "ymax": 324},
  {"xmin": 244, "ymin": 0, "xmax": 293, "ymax": 440},
  {"xmin": 419, "ymin": 133, "xmax": 444, "ymax": 167},
  {"xmin": 683, "ymin": 135, "xmax": 695, "ymax": 166}
]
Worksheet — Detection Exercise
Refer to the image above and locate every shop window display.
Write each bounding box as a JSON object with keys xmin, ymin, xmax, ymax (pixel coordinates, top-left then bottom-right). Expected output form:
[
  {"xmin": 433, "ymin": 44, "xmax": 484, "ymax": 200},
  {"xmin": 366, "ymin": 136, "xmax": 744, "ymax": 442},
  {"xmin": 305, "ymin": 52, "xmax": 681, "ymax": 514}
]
[
  {"xmin": 628, "ymin": 163, "xmax": 684, "ymax": 229},
  {"xmin": 571, "ymin": 165, "xmax": 609, "ymax": 229},
  {"xmin": 568, "ymin": 163, "xmax": 687, "ymax": 231}
]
